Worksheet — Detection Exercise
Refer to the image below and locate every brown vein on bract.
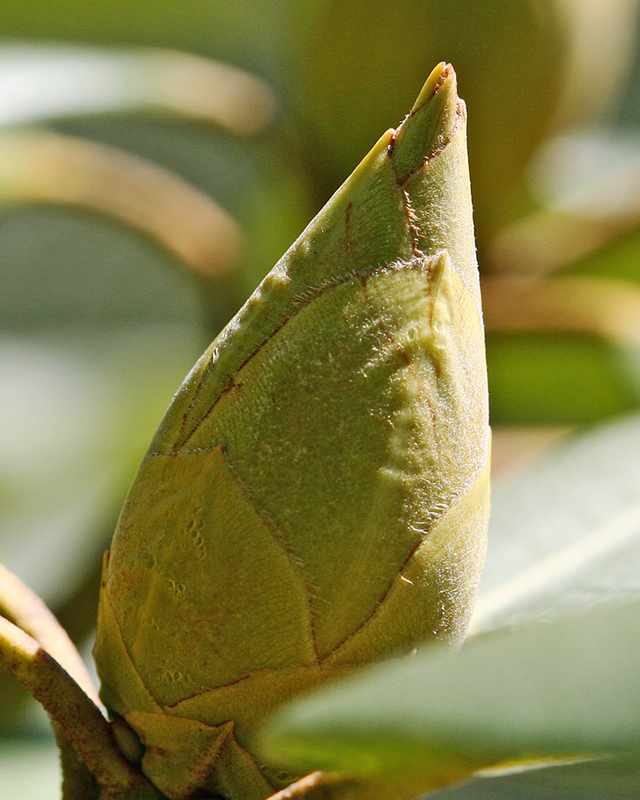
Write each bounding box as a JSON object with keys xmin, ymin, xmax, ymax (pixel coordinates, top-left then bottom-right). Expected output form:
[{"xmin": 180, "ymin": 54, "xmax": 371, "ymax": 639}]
[
  {"xmin": 318, "ymin": 458, "xmax": 488, "ymax": 664},
  {"xmin": 221, "ymin": 447, "xmax": 321, "ymax": 666},
  {"xmin": 165, "ymin": 663, "xmax": 306, "ymax": 704},
  {"xmin": 401, "ymin": 187, "xmax": 425, "ymax": 258},
  {"xmin": 387, "ymin": 95, "xmax": 464, "ymax": 254},
  {"xmin": 173, "ymin": 351, "xmax": 217, "ymax": 452},
  {"xmin": 174, "ymin": 371, "xmax": 244, "ymax": 452},
  {"xmin": 174, "ymin": 262, "xmax": 398, "ymax": 451},
  {"xmin": 316, "ymin": 269, "xmax": 446, "ymax": 662},
  {"xmin": 387, "ymin": 95, "xmax": 464, "ymax": 185},
  {"xmin": 343, "ymin": 200, "xmax": 353, "ymax": 254},
  {"xmin": 319, "ymin": 534, "xmax": 424, "ymax": 664}
]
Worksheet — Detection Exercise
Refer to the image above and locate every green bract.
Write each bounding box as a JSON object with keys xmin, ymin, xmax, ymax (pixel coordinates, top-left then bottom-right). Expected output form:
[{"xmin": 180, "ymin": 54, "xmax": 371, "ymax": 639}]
[{"xmin": 94, "ymin": 63, "xmax": 490, "ymax": 800}]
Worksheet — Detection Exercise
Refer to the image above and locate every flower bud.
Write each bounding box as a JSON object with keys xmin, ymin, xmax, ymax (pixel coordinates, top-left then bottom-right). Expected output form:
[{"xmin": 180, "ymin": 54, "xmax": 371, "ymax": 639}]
[{"xmin": 94, "ymin": 63, "xmax": 490, "ymax": 800}]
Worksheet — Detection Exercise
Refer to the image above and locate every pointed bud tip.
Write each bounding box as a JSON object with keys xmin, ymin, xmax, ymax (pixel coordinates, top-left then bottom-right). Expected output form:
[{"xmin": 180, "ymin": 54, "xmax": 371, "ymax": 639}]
[
  {"xmin": 410, "ymin": 62, "xmax": 456, "ymax": 114},
  {"xmin": 391, "ymin": 62, "xmax": 460, "ymax": 183}
]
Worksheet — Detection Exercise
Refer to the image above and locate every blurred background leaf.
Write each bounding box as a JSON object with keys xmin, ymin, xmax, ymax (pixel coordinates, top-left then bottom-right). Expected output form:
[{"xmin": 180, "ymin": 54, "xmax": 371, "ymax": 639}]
[
  {"xmin": 425, "ymin": 753, "xmax": 640, "ymax": 800},
  {"xmin": 471, "ymin": 410, "xmax": 640, "ymax": 634},
  {"xmin": 258, "ymin": 599, "xmax": 640, "ymax": 799},
  {"xmin": 0, "ymin": 739, "xmax": 60, "ymax": 800}
]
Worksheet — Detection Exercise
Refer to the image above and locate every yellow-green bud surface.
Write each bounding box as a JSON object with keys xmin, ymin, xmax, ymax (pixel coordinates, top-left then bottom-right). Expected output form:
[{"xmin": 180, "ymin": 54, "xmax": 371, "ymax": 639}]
[{"xmin": 94, "ymin": 63, "xmax": 490, "ymax": 800}]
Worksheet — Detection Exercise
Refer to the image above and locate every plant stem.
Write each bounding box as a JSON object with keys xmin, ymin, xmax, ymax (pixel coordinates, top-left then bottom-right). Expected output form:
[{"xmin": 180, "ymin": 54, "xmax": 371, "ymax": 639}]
[
  {"xmin": 0, "ymin": 562, "xmax": 99, "ymax": 704},
  {"xmin": 56, "ymin": 726, "xmax": 101, "ymax": 800},
  {"xmin": 0, "ymin": 615, "xmax": 163, "ymax": 799},
  {"xmin": 266, "ymin": 772, "xmax": 351, "ymax": 800}
]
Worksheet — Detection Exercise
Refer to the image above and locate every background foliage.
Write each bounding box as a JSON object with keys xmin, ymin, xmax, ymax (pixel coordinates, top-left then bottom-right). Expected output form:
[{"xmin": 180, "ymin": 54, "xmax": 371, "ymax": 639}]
[{"xmin": 3, "ymin": 1, "xmax": 640, "ymax": 797}]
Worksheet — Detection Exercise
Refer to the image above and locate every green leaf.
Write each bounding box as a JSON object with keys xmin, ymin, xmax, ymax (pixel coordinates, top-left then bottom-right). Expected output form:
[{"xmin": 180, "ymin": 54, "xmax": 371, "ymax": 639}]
[
  {"xmin": 258, "ymin": 599, "xmax": 640, "ymax": 799},
  {"xmin": 486, "ymin": 333, "xmax": 639, "ymax": 425},
  {"xmin": 427, "ymin": 752, "xmax": 640, "ymax": 800},
  {"xmin": 471, "ymin": 410, "xmax": 640, "ymax": 635}
]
